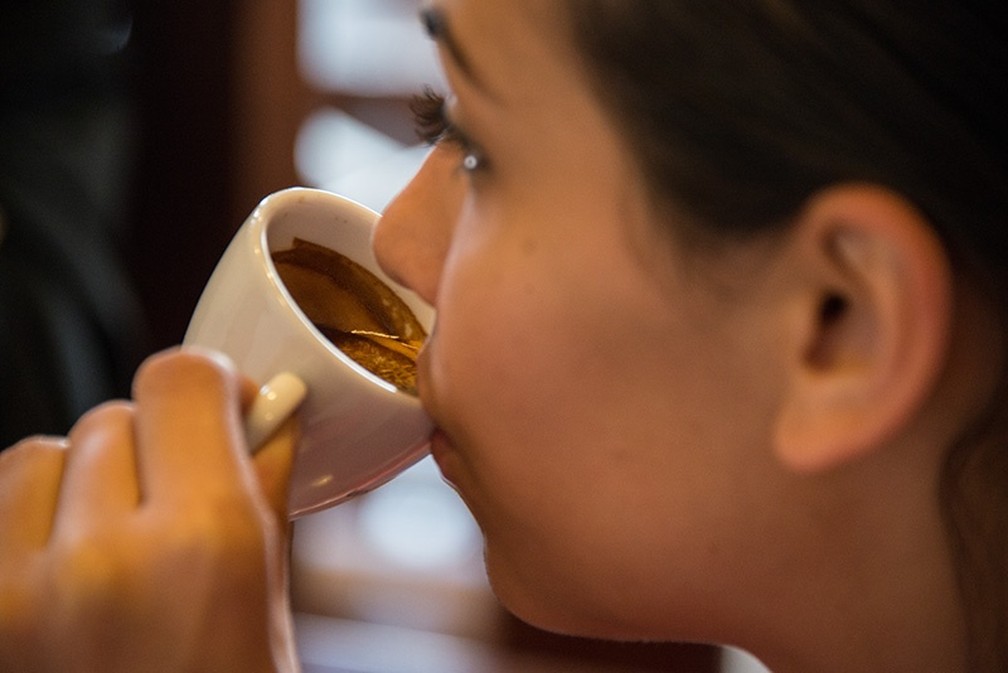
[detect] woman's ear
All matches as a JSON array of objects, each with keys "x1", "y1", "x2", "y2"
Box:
[{"x1": 773, "y1": 184, "x2": 953, "y2": 472}]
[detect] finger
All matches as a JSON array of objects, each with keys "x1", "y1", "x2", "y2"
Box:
[
  {"x1": 252, "y1": 416, "x2": 298, "y2": 529},
  {"x1": 0, "y1": 437, "x2": 67, "y2": 552},
  {"x1": 52, "y1": 401, "x2": 139, "y2": 536},
  {"x1": 131, "y1": 348, "x2": 251, "y2": 506}
]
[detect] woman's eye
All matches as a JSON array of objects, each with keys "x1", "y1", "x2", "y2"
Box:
[{"x1": 410, "y1": 87, "x2": 488, "y2": 174}]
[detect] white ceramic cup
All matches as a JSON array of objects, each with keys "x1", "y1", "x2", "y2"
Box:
[{"x1": 184, "y1": 187, "x2": 435, "y2": 518}]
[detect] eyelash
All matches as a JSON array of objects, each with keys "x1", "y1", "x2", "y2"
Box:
[{"x1": 410, "y1": 87, "x2": 488, "y2": 174}]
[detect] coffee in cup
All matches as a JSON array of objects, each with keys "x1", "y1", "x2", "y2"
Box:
[{"x1": 271, "y1": 238, "x2": 426, "y2": 395}]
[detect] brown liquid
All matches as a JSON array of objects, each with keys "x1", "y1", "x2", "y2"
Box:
[{"x1": 272, "y1": 238, "x2": 426, "y2": 394}]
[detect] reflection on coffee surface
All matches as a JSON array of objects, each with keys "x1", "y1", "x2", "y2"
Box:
[{"x1": 272, "y1": 238, "x2": 426, "y2": 394}]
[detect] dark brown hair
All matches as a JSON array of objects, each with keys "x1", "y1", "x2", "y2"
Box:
[{"x1": 565, "y1": 2, "x2": 1008, "y2": 669}]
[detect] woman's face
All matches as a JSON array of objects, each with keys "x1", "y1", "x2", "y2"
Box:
[{"x1": 373, "y1": 0, "x2": 787, "y2": 641}]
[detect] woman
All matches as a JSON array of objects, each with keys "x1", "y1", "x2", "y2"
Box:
[{"x1": 2, "y1": 2, "x2": 1005, "y2": 671}]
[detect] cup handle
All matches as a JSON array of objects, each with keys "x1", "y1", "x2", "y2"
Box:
[{"x1": 244, "y1": 372, "x2": 308, "y2": 453}]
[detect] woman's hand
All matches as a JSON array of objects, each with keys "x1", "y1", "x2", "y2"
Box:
[{"x1": 0, "y1": 349, "x2": 299, "y2": 673}]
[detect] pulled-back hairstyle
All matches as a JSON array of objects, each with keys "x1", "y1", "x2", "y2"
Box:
[{"x1": 566, "y1": 2, "x2": 1007, "y2": 670}]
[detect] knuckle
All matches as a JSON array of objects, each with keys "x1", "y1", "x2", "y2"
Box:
[
  {"x1": 133, "y1": 347, "x2": 239, "y2": 400},
  {"x1": 70, "y1": 400, "x2": 134, "y2": 437},
  {"x1": 3, "y1": 435, "x2": 68, "y2": 457},
  {"x1": 0, "y1": 436, "x2": 66, "y2": 485}
]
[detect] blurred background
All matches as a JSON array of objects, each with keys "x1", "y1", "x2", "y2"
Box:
[{"x1": 0, "y1": 2, "x2": 767, "y2": 671}]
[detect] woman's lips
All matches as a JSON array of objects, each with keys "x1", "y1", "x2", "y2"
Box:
[
  {"x1": 429, "y1": 427, "x2": 452, "y2": 464},
  {"x1": 414, "y1": 341, "x2": 461, "y2": 487}
]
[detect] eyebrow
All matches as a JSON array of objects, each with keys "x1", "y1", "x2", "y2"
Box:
[{"x1": 420, "y1": 6, "x2": 492, "y2": 95}]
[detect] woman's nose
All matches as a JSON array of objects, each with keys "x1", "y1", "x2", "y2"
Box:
[{"x1": 372, "y1": 146, "x2": 464, "y2": 306}]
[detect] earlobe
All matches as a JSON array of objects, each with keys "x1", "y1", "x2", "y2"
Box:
[{"x1": 773, "y1": 185, "x2": 953, "y2": 472}]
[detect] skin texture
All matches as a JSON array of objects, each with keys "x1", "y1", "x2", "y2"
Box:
[{"x1": 0, "y1": 1, "x2": 1002, "y2": 672}]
